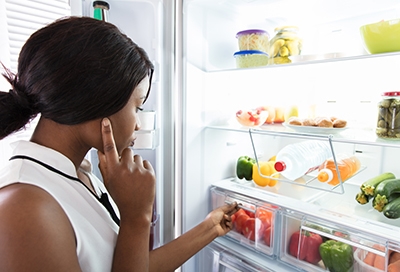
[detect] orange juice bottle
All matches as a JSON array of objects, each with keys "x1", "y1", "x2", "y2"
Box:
[{"x1": 317, "y1": 154, "x2": 361, "y2": 186}]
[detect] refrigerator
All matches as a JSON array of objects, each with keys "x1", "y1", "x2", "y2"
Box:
[{"x1": 8, "y1": 0, "x2": 400, "y2": 271}]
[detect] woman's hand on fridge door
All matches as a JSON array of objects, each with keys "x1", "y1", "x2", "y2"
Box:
[
  {"x1": 98, "y1": 117, "x2": 156, "y2": 223},
  {"x1": 205, "y1": 202, "x2": 240, "y2": 237}
]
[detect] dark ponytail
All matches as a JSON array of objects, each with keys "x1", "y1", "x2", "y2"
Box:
[
  {"x1": 0, "y1": 16, "x2": 154, "y2": 140},
  {"x1": 0, "y1": 66, "x2": 39, "y2": 139}
]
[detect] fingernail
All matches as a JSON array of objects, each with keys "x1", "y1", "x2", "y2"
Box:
[{"x1": 103, "y1": 118, "x2": 110, "y2": 127}]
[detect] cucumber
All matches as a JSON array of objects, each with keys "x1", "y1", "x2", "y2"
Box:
[
  {"x1": 360, "y1": 172, "x2": 396, "y2": 196},
  {"x1": 383, "y1": 196, "x2": 400, "y2": 219},
  {"x1": 374, "y1": 178, "x2": 400, "y2": 208}
]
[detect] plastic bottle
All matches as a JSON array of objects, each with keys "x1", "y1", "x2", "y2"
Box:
[
  {"x1": 274, "y1": 140, "x2": 331, "y2": 180},
  {"x1": 317, "y1": 154, "x2": 361, "y2": 186},
  {"x1": 93, "y1": 1, "x2": 110, "y2": 22}
]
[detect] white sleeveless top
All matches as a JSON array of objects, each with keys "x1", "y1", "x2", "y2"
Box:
[{"x1": 0, "y1": 140, "x2": 119, "y2": 271}]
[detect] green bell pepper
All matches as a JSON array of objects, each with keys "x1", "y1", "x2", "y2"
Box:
[
  {"x1": 319, "y1": 240, "x2": 354, "y2": 272},
  {"x1": 236, "y1": 156, "x2": 255, "y2": 181}
]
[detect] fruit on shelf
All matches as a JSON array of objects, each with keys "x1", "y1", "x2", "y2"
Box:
[
  {"x1": 236, "y1": 109, "x2": 268, "y2": 127},
  {"x1": 252, "y1": 161, "x2": 279, "y2": 187},
  {"x1": 256, "y1": 106, "x2": 276, "y2": 124},
  {"x1": 274, "y1": 107, "x2": 285, "y2": 123},
  {"x1": 284, "y1": 105, "x2": 299, "y2": 121}
]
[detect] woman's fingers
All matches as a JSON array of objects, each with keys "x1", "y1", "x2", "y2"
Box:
[{"x1": 100, "y1": 118, "x2": 119, "y2": 166}]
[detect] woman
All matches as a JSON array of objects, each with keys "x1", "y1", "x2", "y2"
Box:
[{"x1": 0, "y1": 16, "x2": 238, "y2": 271}]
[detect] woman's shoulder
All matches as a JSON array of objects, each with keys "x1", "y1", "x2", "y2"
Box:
[
  {"x1": 0, "y1": 182, "x2": 72, "y2": 229},
  {"x1": 0, "y1": 183, "x2": 80, "y2": 270}
]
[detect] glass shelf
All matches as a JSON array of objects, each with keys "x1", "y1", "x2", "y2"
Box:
[{"x1": 206, "y1": 124, "x2": 400, "y2": 149}]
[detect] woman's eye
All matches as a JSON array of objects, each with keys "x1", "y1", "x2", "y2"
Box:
[{"x1": 136, "y1": 107, "x2": 144, "y2": 113}]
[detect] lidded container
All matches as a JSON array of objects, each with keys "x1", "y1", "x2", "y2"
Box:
[
  {"x1": 269, "y1": 26, "x2": 302, "y2": 63},
  {"x1": 93, "y1": 1, "x2": 110, "y2": 22},
  {"x1": 236, "y1": 29, "x2": 270, "y2": 53},
  {"x1": 234, "y1": 50, "x2": 269, "y2": 68},
  {"x1": 376, "y1": 91, "x2": 400, "y2": 139}
]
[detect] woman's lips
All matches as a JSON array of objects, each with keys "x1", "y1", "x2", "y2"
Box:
[{"x1": 129, "y1": 137, "x2": 137, "y2": 147}]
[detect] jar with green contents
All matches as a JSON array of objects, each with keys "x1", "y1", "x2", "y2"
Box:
[{"x1": 376, "y1": 92, "x2": 400, "y2": 139}]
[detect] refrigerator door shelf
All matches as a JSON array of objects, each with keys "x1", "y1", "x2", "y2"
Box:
[
  {"x1": 211, "y1": 186, "x2": 280, "y2": 257},
  {"x1": 280, "y1": 210, "x2": 395, "y2": 272},
  {"x1": 133, "y1": 129, "x2": 159, "y2": 150},
  {"x1": 137, "y1": 110, "x2": 156, "y2": 131}
]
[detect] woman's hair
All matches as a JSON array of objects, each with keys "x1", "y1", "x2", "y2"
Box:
[{"x1": 0, "y1": 16, "x2": 154, "y2": 140}]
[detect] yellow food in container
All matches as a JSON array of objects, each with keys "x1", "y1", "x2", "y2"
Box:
[
  {"x1": 269, "y1": 25, "x2": 302, "y2": 64},
  {"x1": 236, "y1": 29, "x2": 270, "y2": 53},
  {"x1": 234, "y1": 50, "x2": 269, "y2": 68}
]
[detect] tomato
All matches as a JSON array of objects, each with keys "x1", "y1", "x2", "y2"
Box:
[
  {"x1": 256, "y1": 207, "x2": 270, "y2": 217},
  {"x1": 258, "y1": 214, "x2": 272, "y2": 229},
  {"x1": 263, "y1": 226, "x2": 272, "y2": 246},
  {"x1": 234, "y1": 208, "x2": 246, "y2": 217},
  {"x1": 235, "y1": 214, "x2": 249, "y2": 233},
  {"x1": 231, "y1": 213, "x2": 237, "y2": 224},
  {"x1": 242, "y1": 218, "x2": 256, "y2": 241},
  {"x1": 245, "y1": 210, "x2": 255, "y2": 218}
]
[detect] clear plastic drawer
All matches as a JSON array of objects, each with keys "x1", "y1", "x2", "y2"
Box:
[
  {"x1": 210, "y1": 186, "x2": 280, "y2": 256},
  {"x1": 279, "y1": 210, "x2": 400, "y2": 272}
]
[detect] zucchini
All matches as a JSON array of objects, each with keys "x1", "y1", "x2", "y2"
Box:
[
  {"x1": 383, "y1": 196, "x2": 400, "y2": 219},
  {"x1": 374, "y1": 178, "x2": 400, "y2": 208},
  {"x1": 355, "y1": 191, "x2": 371, "y2": 205},
  {"x1": 360, "y1": 172, "x2": 396, "y2": 196},
  {"x1": 373, "y1": 193, "x2": 400, "y2": 212}
]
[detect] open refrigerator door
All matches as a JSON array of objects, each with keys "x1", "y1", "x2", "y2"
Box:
[
  {"x1": 72, "y1": 0, "x2": 177, "y2": 250},
  {"x1": 180, "y1": 0, "x2": 400, "y2": 271}
]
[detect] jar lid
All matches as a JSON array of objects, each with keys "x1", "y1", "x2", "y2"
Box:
[
  {"x1": 93, "y1": 1, "x2": 110, "y2": 9},
  {"x1": 236, "y1": 29, "x2": 269, "y2": 38},
  {"x1": 234, "y1": 50, "x2": 269, "y2": 57},
  {"x1": 382, "y1": 91, "x2": 400, "y2": 96},
  {"x1": 274, "y1": 25, "x2": 299, "y2": 32}
]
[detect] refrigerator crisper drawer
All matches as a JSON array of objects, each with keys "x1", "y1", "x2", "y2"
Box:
[
  {"x1": 198, "y1": 241, "x2": 273, "y2": 272},
  {"x1": 210, "y1": 186, "x2": 279, "y2": 257},
  {"x1": 280, "y1": 210, "x2": 400, "y2": 272}
]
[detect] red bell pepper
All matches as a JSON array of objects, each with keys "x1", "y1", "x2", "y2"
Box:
[{"x1": 288, "y1": 230, "x2": 323, "y2": 265}]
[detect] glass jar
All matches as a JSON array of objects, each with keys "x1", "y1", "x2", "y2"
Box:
[
  {"x1": 376, "y1": 92, "x2": 400, "y2": 139},
  {"x1": 269, "y1": 26, "x2": 302, "y2": 64}
]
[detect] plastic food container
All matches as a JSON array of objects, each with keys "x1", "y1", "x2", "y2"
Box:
[
  {"x1": 236, "y1": 29, "x2": 269, "y2": 53},
  {"x1": 354, "y1": 248, "x2": 383, "y2": 272},
  {"x1": 360, "y1": 19, "x2": 400, "y2": 54},
  {"x1": 234, "y1": 50, "x2": 269, "y2": 68},
  {"x1": 376, "y1": 91, "x2": 400, "y2": 139}
]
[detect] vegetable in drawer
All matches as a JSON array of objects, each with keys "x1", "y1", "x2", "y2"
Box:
[
  {"x1": 319, "y1": 240, "x2": 354, "y2": 272},
  {"x1": 288, "y1": 230, "x2": 323, "y2": 265}
]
